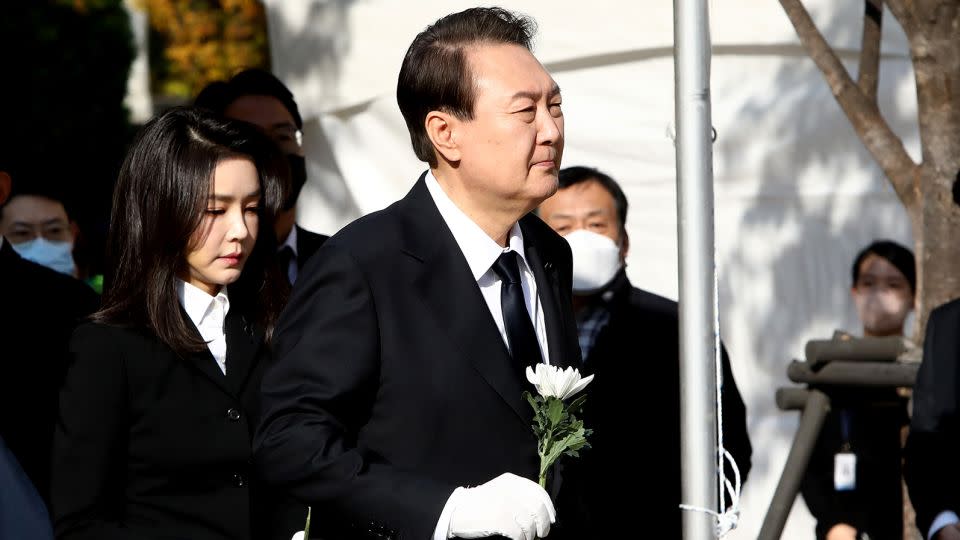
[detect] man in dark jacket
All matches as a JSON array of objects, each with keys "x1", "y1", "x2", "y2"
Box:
[
  {"x1": 538, "y1": 165, "x2": 752, "y2": 538},
  {"x1": 0, "y1": 168, "x2": 99, "y2": 506}
]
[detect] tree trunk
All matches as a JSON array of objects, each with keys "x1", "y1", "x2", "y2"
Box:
[{"x1": 909, "y1": 1, "x2": 960, "y2": 337}]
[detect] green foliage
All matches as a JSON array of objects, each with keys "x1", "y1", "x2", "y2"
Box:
[
  {"x1": 523, "y1": 391, "x2": 593, "y2": 488},
  {"x1": 140, "y1": 0, "x2": 271, "y2": 99}
]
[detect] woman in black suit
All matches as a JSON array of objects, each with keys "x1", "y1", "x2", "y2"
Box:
[{"x1": 50, "y1": 107, "x2": 295, "y2": 540}]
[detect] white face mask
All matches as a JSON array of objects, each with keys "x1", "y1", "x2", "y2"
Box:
[
  {"x1": 11, "y1": 237, "x2": 76, "y2": 276},
  {"x1": 563, "y1": 229, "x2": 623, "y2": 294},
  {"x1": 853, "y1": 289, "x2": 912, "y2": 336}
]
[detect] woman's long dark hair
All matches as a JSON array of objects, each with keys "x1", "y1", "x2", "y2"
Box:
[{"x1": 94, "y1": 106, "x2": 289, "y2": 354}]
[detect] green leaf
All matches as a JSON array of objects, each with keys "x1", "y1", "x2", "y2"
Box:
[
  {"x1": 546, "y1": 397, "x2": 564, "y2": 426},
  {"x1": 567, "y1": 394, "x2": 588, "y2": 415}
]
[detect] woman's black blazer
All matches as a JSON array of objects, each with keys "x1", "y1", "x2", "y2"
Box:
[{"x1": 51, "y1": 310, "x2": 302, "y2": 540}]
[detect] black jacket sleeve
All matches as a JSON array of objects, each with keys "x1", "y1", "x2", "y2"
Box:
[
  {"x1": 253, "y1": 245, "x2": 454, "y2": 539},
  {"x1": 51, "y1": 324, "x2": 135, "y2": 540}
]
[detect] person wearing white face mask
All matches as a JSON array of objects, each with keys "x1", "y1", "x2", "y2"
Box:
[
  {"x1": 800, "y1": 240, "x2": 915, "y2": 540},
  {"x1": 0, "y1": 187, "x2": 78, "y2": 277},
  {"x1": 0, "y1": 166, "x2": 99, "y2": 515},
  {"x1": 538, "y1": 165, "x2": 752, "y2": 539}
]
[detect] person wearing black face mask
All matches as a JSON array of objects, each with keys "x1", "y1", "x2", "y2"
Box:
[
  {"x1": 195, "y1": 69, "x2": 328, "y2": 288},
  {"x1": 537, "y1": 165, "x2": 752, "y2": 539},
  {"x1": 194, "y1": 71, "x2": 327, "y2": 540}
]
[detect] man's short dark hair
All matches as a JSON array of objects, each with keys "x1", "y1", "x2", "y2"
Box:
[
  {"x1": 397, "y1": 7, "x2": 536, "y2": 167},
  {"x1": 0, "y1": 177, "x2": 72, "y2": 222},
  {"x1": 558, "y1": 166, "x2": 629, "y2": 232},
  {"x1": 194, "y1": 68, "x2": 302, "y2": 130},
  {"x1": 851, "y1": 239, "x2": 916, "y2": 294}
]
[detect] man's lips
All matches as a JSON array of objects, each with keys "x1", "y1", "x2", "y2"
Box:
[{"x1": 532, "y1": 158, "x2": 558, "y2": 168}]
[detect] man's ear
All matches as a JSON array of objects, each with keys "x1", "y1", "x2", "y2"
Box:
[
  {"x1": 0, "y1": 171, "x2": 11, "y2": 206},
  {"x1": 619, "y1": 228, "x2": 630, "y2": 261},
  {"x1": 70, "y1": 221, "x2": 80, "y2": 243},
  {"x1": 425, "y1": 111, "x2": 462, "y2": 163}
]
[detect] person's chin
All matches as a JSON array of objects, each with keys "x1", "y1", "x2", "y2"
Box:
[
  {"x1": 216, "y1": 268, "x2": 243, "y2": 286},
  {"x1": 528, "y1": 170, "x2": 559, "y2": 197}
]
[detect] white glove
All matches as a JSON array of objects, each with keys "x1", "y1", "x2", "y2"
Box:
[{"x1": 447, "y1": 472, "x2": 556, "y2": 540}]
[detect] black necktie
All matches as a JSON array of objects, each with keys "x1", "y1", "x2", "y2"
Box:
[
  {"x1": 278, "y1": 246, "x2": 295, "y2": 287},
  {"x1": 492, "y1": 251, "x2": 543, "y2": 375}
]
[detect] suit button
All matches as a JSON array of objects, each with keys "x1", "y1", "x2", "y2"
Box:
[
  {"x1": 233, "y1": 473, "x2": 245, "y2": 487},
  {"x1": 226, "y1": 408, "x2": 241, "y2": 421}
]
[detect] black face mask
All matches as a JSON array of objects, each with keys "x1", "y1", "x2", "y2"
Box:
[{"x1": 284, "y1": 154, "x2": 307, "y2": 211}]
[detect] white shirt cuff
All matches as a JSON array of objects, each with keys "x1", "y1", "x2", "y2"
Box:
[
  {"x1": 433, "y1": 487, "x2": 465, "y2": 540},
  {"x1": 929, "y1": 510, "x2": 959, "y2": 540}
]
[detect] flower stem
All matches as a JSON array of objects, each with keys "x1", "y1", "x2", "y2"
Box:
[
  {"x1": 303, "y1": 506, "x2": 312, "y2": 539},
  {"x1": 539, "y1": 474, "x2": 546, "y2": 488}
]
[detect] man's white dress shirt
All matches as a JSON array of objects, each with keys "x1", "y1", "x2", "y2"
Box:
[{"x1": 425, "y1": 170, "x2": 549, "y2": 540}]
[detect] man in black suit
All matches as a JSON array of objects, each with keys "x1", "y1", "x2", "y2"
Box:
[
  {"x1": 538, "y1": 166, "x2": 752, "y2": 538},
  {"x1": 195, "y1": 69, "x2": 328, "y2": 284},
  {"x1": 0, "y1": 168, "x2": 99, "y2": 506},
  {"x1": 905, "y1": 298, "x2": 960, "y2": 540},
  {"x1": 254, "y1": 7, "x2": 584, "y2": 540}
]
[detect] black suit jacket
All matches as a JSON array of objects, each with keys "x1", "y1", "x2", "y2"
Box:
[
  {"x1": 905, "y1": 298, "x2": 960, "y2": 536},
  {"x1": 51, "y1": 310, "x2": 300, "y2": 540},
  {"x1": 561, "y1": 271, "x2": 752, "y2": 539},
  {"x1": 0, "y1": 239, "x2": 99, "y2": 504},
  {"x1": 294, "y1": 225, "x2": 328, "y2": 271},
  {"x1": 254, "y1": 175, "x2": 582, "y2": 540}
]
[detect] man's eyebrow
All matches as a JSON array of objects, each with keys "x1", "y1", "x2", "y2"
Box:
[
  {"x1": 510, "y1": 84, "x2": 562, "y2": 101},
  {"x1": 546, "y1": 208, "x2": 605, "y2": 220}
]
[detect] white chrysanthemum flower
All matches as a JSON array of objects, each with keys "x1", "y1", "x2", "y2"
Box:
[{"x1": 525, "y1": 364, "x2": 594, "y2": 401}]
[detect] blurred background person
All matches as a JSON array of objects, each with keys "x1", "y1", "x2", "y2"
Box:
[
  {"x1": 0, "y1": 165, "x2": 99, "y2": 512},
  {"x1": 537, "y1": 165, "x2": 752, "y2": 538},
  {"x1": 195, "y1": 68, "x2": 328, "y2": 287},
  {"x1": 50, "y1": 107, "x2": 297, "y2": 540},
  {"x1": 0, "y1": 183, "x2": 80, "y2": 279},
  {"x1": 800, "y1": 240, "x2": 914, "y2": 540}
]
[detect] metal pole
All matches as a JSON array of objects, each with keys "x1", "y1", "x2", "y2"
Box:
[{"x1": 673, "y1": 0, "x2": 718, "y2": 537}]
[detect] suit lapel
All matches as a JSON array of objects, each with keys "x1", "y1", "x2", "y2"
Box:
[
  {"x1": 400, "y1": 177, "x2": 531, "y2": 427},
  {"x1": 185, "y1": 345, "x2": 234, "y2": 397},
  {"x1": 178, "y1": 306, "x2": 239, "y2": 397},
  {"x1": 224, "y1": 309, "x2": 259, "y2": 395},
  {"x1": 521, "y1": 217, "x2": 573, "y2": 370}
]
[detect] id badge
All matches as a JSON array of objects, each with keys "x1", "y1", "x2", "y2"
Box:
[{"x1": 834, "y1": 452, "x2": 857, "y2": 491}]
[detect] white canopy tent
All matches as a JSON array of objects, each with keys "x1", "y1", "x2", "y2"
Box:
[{"x1": 261, "y1": 2, "x2": 920, "y2": 538}]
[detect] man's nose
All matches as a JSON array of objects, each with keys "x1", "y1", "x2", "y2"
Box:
[{"x1": 537, "y1": 109, "x2": 562, "y2": 145}]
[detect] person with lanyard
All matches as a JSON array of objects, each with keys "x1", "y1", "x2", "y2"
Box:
[
  {"x1": 537, "y1": 165, "x2": 752, "y2": 538},
  {"x1": 50, "y1": 107, "x2": 300, "y2": 540},
  {"x1": 800, "y1": 240, "x2": 914, "y2": 540}
]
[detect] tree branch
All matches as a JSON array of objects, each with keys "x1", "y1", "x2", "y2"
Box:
[
  {"x1": 857, "y1": 0, "x2": 882, "y2": 102},
  {"x1": 884, "y1": 0, "x2": 921, "y2": 40},
  {"x1": 779, "y1": 0, "x2": 919, "y2": 207}
]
